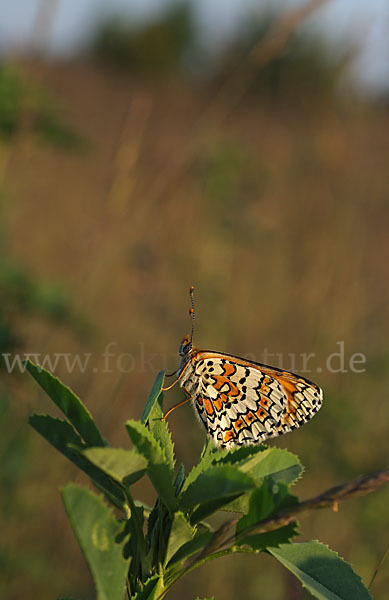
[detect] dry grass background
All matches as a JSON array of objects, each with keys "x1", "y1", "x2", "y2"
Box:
[{"x1": 1, "y1": 45, "x2": 389, "y2": 600}]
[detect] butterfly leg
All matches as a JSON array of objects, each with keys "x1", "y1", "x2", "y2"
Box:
[{"x1": 161, "y1": 387, "x2": 193, "y2": 421}]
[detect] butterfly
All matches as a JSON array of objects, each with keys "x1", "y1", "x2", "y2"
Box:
[{"x1": 162, "y1": 287, "x2": 323, "y2": 448}]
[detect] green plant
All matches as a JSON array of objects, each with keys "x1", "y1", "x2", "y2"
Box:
[{"x1": 27, "y1": 361, "x2": 375, "y2": 600}]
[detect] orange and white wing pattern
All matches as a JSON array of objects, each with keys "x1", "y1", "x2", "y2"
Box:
[{"x1": 180, "y1": 351, "x2": 323, "y2": 448}]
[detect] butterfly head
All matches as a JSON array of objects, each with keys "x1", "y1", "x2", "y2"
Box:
[
  {"x1": 178, "y1": 333, "x2": 194, "y2": 371},
  {"x1": 179, "y1": 333, "x2": 192, "y2": 357}
]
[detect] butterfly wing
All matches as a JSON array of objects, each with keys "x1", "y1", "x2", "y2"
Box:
[{"x1": 181, "y1": 351, "x2": 323, "y2": 447}]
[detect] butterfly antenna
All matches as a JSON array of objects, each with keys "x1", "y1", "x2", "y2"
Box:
[{"x1": 189, "y1": 285, "x2": 195, "y2": 343}]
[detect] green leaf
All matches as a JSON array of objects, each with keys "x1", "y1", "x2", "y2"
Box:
[
  {"x1": 166, "y1": 531, "x2": 213, "y2": 568},
  {"x1": 62, "y1": 484, "x2": 131, "y2": 600},
  {"x1": 126, "y1": 420, "x2": 176, "y2": 511},
  {"x1": 233, "y1": 447, "x2": 302, "y2": 485},
  {"x1": 239, "y1": 522, "x2": 298, "y2": 551},
  {"x1": 195, "y1": 597, "x2": 214, "y2": 600},
  {"x1": 248, "y1": 448, "x2": 303, "y2": 485},
  {"x1": 164, "y1": 511, "x2": 195, "y2": 566},
  {"x1": 190, "y1": 496, "x2": 244, "y2": 524},
  {"x1": 236, "y1": 479, "x2": 296, "y2": 538},
  {"x1": 222, "y1": 448, "x2": 302, "y2": 514},
  {"x1": 132, "y1": 574, "x2": 161, "y2": 600},
  {"x1": 126, "y1": 420, "x2": 166, "y2": 465},
  {"x1": 146, "y1": 383, "x2": 175, "y2": 471},
  {"x1": 147, "y1": 464, "x2": 177, "y2": 512},
  {"x1": 221, "y1": 494, "x2": 251, "y2": 514},
  {"x1": 141, "y1": 370, "x2": 165, "y2": 425},
  {"x1": 26, "y1": 360, "x2": 105, "y2": 447},
  {"x1": 29, "y1": 415, "x2": 125, "y2": 508},
  {"x1": 83, "y1": 447, "x2": 148, "y2": 486},
  {"x1": 29, "y1": 413, "x2": 86, "y2": 454},
  {"x1": 174, "y1": 463, "x2": 186, "y2": 495},
  {"x1": 181, "y1": 443, "x2": 231, "y2": 492},
  {"x1": 180, "y1": 465, "x2": 256, "y2": 509},
  {"x1": 213, "y1": 444, "x2": 268, "y2": 466},
  {"x1": 183, "y1": 446, "x2": 301, "y2": 513},
  {"x1": 269, "y1": 541, "x2": 373, "y2": 600}
]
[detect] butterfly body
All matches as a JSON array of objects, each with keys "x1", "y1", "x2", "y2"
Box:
[{"x1": 177, "y1": 334, "x2": 323, "y2": 448}]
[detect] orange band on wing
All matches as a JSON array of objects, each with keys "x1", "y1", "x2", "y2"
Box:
[
  {"x1": 211, "y1": 376, "x2": 239, "y2": 397},
  {"x1": 223, "y1": 430, "x2": 235, "y2": 443},
  {"x1": 233, "y1": 418, "x2": 245, "y2": 432},
  {"x1": 221, "y1": 363, "x2": 237, "y2": 377},
  {"x1": 203, "y1": 398, "x2": 214, "y2": 416},
  {"x1": 213, "y1": 397, "x2": 223, "y2": 412},
  {"x1": 256, "y1": 408, "x2": 268, "y2": 421}
]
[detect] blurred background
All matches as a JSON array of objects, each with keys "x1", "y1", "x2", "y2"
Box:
[{"x1": 1, "y1": 0, "x2": 388, "y2": 598}]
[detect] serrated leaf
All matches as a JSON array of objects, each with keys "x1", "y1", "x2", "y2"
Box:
[
  {"x1": 26, "y1": 361, "x2": 105, "y2": 447},
  {"x1": 147, "y1": 387, "x2": 175, "y2": 471},
  {"x1": 181, "y1": 444, "x2": 231, "y2": 493},
  {"x1": 141, "y1": 370, "x2": 165, "y2": 425},
  {"x1": 126, "y1": 420, "x2": 176, "y2": 511},
  {"x1": 182, "y1": 454, "x2": 217, "y2": 493},
  {"x1": 269, "y1": 541, "x2": 373, "y2": 600},
  {"x1": 126, "y1": 420, "x2": 165, "y2": 465},
  {"x1": 29, "y1": 414, "x2": 125, "y2": 508},
  {"x1": 214, "y1": 444, "x2": 268, "y2": 466},
  {"x1": 164, "y1": 511, "x2": 195, "y2": 565},
  {"x1": 62, "y1": 484, "x2": 130, "y2": 600},
  {"x1": 83, "y1": 447, "x2": 148, "y2": 486},
  {"x1": 239, "y1": 521, "x2": 298, "y2": 551},
  {"x1": 133, "y1": 574, "x2": 163, "y2": 600},
  {"x1": 180, "y1": 465, "x2": 256, "y2": 509}
]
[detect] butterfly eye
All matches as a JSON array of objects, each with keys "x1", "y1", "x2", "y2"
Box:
[{"x1": 179, "y1": 336, "x2": 192, "y2": 356}]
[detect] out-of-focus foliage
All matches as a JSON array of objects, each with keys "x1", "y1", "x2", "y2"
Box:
[
  {"x1": 91, "y1": 5, "x2": 351, "y2": 103},
  {"x1": 212, "y1": 13, "x2": 351, "y2": 103},
  {"x1": 0, "y1": 259, "x2": 76, "y2": 363},
  {"x1": 0, "y1": 61, "x2": 90, "y2": 364},
  {"x1": 92, "y1": 3, "x2": 196, "y2": 74},
  {"x1": 0, "y1": 64, "x2": 86, "y2": 148},
  {"x1": 0, "y1": 65, "x2": 22, "y2": 139}
]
